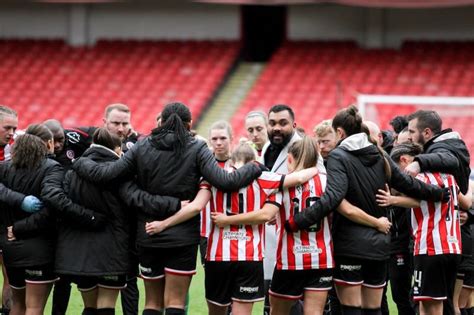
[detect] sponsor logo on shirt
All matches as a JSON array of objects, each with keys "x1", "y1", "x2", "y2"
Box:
[
  {"x1": 240, "y1": 286, "x2": 259, "y2": 293},
  {"x1": 448, "y1": 236, "x2": 458, "y2": 243},
  {"x1": 339, "y1": 264, "x2": 362, "y2": 271},
  {"x1": 293, "y1": 245, "x2": 321, "y2": 254},
  {"x1": 223, "y1": 231, "x2": 250, "y2": 241}
]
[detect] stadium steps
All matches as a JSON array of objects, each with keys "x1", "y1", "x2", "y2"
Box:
[{"x1": 195, "y1": 62, "x2": 264, "y2": 136}]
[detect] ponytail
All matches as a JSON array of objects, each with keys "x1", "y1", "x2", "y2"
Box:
[
  {"x1": 152, "y1": 102, "x2": 192, "y2": 155},
  {"x1": 288, "y1": 136, "x2": 319, "y2": 171},
  {"x1": 333, "y1": 105, "x2": 392, "y2": 181}
]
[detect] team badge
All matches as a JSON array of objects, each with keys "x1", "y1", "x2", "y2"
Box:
[{"x1": 66, "y1": 150, "x2": 75, "y2": 160}]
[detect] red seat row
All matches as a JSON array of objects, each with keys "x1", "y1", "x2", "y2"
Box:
[{"x1": 0, "y1": 39, "x2": 239, "y2": 134}]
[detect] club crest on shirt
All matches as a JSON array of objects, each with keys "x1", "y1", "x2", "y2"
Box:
[{"x1": 66, "y1": 150, "x2": 75, "y2": 160}]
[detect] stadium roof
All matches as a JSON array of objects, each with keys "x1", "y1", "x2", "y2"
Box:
[{"x1": 194, "y1": 0, "x2": 474, "y2": 7}]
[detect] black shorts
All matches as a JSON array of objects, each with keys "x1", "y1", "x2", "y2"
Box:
[
  {"x1": 138, "y1": 244, "x2": 198, "y2": 280},
  {"x1": 205, "y1": 261, "x2": 264, "y2": 306},
  {"x1": 413, "y1": 254, "x2": 459, "y2": 301},
  {"x1": 60, "y1": 274, "x2": 127, "y2": 291},
  {"x1": 333, "y1": 256, "x2": 387, "y2": 288},
  {"x1": 269, "y1": 268, "x2": 333, "y2": 300},
  {"x1": 5, "y1": 264, "x2": 58, "y2": 289}
]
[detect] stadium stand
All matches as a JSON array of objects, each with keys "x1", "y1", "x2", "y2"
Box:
[
  {"x1": 0, "y1": 39, "x2": 239, "y2": 134},
  {"x1": 231, "y1": 40, "x2": 474, "y2": 156}
]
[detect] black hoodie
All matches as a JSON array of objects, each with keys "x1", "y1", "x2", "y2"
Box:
[
  {"x1": 289, "y1": 133, "x2": 446, "y2": 260},
  {"x1": 72, "y1": 132, "x2": 262, "y2": 248},
  {"x1": 415, "y1": 129, "x2": 471, "y2": 194}
]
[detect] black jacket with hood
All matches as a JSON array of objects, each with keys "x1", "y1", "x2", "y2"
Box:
[
  {"x1": 289, "y1": 133, "x2": 446, "y2": 260},
  {"x1": 56, "y1": 145, "x2": 132, "y2": 276},
  {"x1": 72, "y1": 132, "x2": 262, "y2": 248},
  {"x1": 415, "y1": 129, "x2": 471, "y2": 194},
  {"x1": 0, "y1": 158, "x2": 60, "y2": 267}
]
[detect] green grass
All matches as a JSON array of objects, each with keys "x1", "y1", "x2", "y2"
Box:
[{"x1": 1, "y1": 259, "x2": 398, "y2": 314}]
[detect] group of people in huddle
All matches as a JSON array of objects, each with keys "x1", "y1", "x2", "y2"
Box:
[{"x1": 0, "y1": 100, "x2": 472, "y2": 315}]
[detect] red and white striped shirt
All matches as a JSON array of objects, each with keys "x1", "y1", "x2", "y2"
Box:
[
  {"x1": 0, "y1": 138, "x2": 14, "y2": 161},
  {"x1": 203, "y1": 171, "x2": 283, "y2": 262},
  {"x1": 275, "y1": 174, "x2": 334, "y2": 270},
  {"x1": 200, "y1": 159, "x2": 232, "y2": 238},
  {"x1": 412, "y1": 172, "x2": 461, "y2": 256}
]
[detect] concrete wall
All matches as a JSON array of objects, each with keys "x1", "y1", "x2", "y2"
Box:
[{"x1": 1, "y1": 1, "x2": 473, "y2": 47}]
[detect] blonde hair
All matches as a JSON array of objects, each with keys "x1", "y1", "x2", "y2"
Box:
[
  {"x1": 313, "y1": 119, "x2": 334, "y2": 138},
  {"x1": 231, "y1": 143, "x2": 257, "y2": 165},
  {"x1": 209, "y1": 120, "x2": 233, "y2": 139},
  {"x1": 288, "y1": 136, "x2": 319, "y2": 171}
]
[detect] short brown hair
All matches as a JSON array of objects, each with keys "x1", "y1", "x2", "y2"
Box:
[
  {"x1": 93, "y1": 128, "x2": 122, "y2": 151},
  {"x1": 407, "y1": 110, "x2": 442, "y2": 135},
  {"x1": 104, "y1": 103, "x2": 130, "y2": 119},
  {"x1": 26, "y1": 124, "x2": 53, "y2": 144}
]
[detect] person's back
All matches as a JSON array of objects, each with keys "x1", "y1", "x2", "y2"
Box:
[
  {"x1": 0, "y1": 157, "x2": 57, "y2": 269},
  {"x1": 329, "y1": 136, "x2": 390, "y2": 261},
  {"x1": 131, "y1": 134, "x2": 214, "y2": 248},
  {"x1": 57, "y1": 130, "x2": 129, "y2": 277}
]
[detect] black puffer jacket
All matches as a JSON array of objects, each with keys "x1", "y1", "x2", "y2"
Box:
[
  {"x1": 72, "y1": 132, "x2": 262, "y2": 248},
  {"x1": 290, "y1": 133, "x2": 446, "y2": 260},
  {"x1": 56, "y1": 145, "x2": 130, "y2": 276},
  {"x1": 0, "y1": 158, "x2": 59, "y2": 267},
  {"x1": 415, "y1": 129, "x2": 471, "y2": 194},
  {"x1": 0, "y1": 183, "x2": 27, "y2": 210}
]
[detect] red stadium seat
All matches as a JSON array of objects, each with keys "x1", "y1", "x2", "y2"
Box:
[{"x1": 0, "y1": 39, "x2": 239, "y2": 133}]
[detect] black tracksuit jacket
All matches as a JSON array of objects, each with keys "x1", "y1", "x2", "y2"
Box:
[{"x1": 71, "y1": 132, "x2": 262, "y2": 249}]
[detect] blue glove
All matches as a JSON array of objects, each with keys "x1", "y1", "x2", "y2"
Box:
[{"x1": 21, "y1": 195, "x2": 43, "y2": 213}]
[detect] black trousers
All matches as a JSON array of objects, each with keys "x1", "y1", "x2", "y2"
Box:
[
  {"x1": 51, "y1": 278, "x2": 72, "y2": 315},
  {"x1": 121, "y1": 276, "x2": 139, "y2": 315},
  {"x1": 388, "y1": 252, "x2": 415, "y2": 315}
]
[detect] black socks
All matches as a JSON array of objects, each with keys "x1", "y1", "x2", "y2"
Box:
[
  {"x1": 361, "y1": 308, "x2": 382, "y2": 315},
  {"x1": 341, "y1": 305, "x2": 362, "y2": 315},
  {"x1": 82, "y1": 307, "x2": 97, "y2": 315},
  {"x1": 164, "y1": 308, "x2": 185, "y2": 315}
]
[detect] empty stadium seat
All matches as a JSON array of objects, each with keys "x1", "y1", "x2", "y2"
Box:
[
  {"x1": 232, "y1": 41, "x2": 474, "y2": 156},
  {"x1": 0, "y1": 39, "x2": 239, "y2": 134}
]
